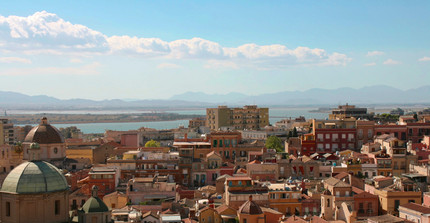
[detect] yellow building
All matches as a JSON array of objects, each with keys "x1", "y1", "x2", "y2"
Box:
[
  {"x1": 206, "y1": 105, "x2": 269, "y2": 131},
  {"x1": 268, "y1": 184, "x2": 302, "y2": 215},
  {"x1": 371, "y1": 179, "x2": 422, "y2": 215}
]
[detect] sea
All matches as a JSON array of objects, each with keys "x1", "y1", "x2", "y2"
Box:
[{"x1": 13, "y1": 107, "x2": 328, "y2": 134}]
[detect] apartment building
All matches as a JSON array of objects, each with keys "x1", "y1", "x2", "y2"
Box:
[{"x1": 206, "y1": 105, "x2": 269, "y2": 131}]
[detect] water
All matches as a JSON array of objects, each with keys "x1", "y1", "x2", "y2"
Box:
[{"x1": 15, "y1": 107, "x2": 329, "y2": 134}]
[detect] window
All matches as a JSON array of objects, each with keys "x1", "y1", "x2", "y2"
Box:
[
  {"x1": 53, "y1": 147, "x2": 58, "y2": 154},
  {"x1": 395, "y1": 200, "x2": 400, "y2": 211},
  {"x1": 219, "y1": 140, "x2": 223, "y2": 147},
  {"x1": 325, "y1": 134, "x2": 330, "y2": 139},
  {"x1": 6, "y1": 202, "x2": 10, "y2": 217},
  {"x1": 325, "y1": 144, "x2": 330, "y2": 149},
  {"x1": 213, "y1": 140, "x2": 217, "y2": 147},
  {"x1": 327, "y1": 199, "x2": 330, "y2": 207},
  {"x1": 336, "y1": 191, "x2": 340, "y2": 197},
  {"x1": 409, "y1": 200, "x2": 415, "y2": 203},
  {"x1": 55, "y1": 200, "x2": 60, "y2": 215},
  {"x1": 342, "y1": 134, "x2": 346, "y2": 139}
]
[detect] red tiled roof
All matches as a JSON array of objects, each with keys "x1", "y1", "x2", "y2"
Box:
[
  {"x1": 374, "y1": 177, "x2": 393, "y2": 182},
  {"x1": 400, "y1": 203, "x2": 430, "y2": 214}
]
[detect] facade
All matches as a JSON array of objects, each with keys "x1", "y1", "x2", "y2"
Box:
[{"x1": 206, "y1": 105, "x2": 269, "y2": 131}]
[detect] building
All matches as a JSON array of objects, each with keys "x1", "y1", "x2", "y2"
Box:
[
  {"x1": 77, "y1": 185, "x2": 111, "y2": 223},
  {"x1": 237, "y1": 195, "x2": 265, "y2": 223},
  {"x1": 0, "y1": 160, "x2": 69, "y2": 223},
  {"x1": 399, "y1": 202, "x2": 430, "y2": 223},
  {"x1": 329, "y1": 104, "x2": 372, "y2": 120},
  {"x1": 267, "y1": 183, "x2": 302, "y2": 216},
  {"x1": 206, "y1": 105, "x2": 269, "y2": 131},
  {"x1": 22, "y1": 117, "x2": 66, "y2": 168}
]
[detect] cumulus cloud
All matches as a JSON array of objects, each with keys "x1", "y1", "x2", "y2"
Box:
[
  {"x1": 0, "y1": 11, "x2": 109, "y2": 54},
  {"x1": 364, "y1": 62, "x2": 376, "y2": 66},
  {"x1": 0, "y1": 62, "x2": 100, "y2": 76},
  {"x1": 157, "y1": 63, "x2": 182, "y2": 69},
  {"x1": 418, "y1": 56, "x2": 430, "y2": 62},
  {"x1": 383, "y1": 59, "x2": 401, "y2": 65},
  {"x1": 0, "y1": 11, "x2": 351, "y2": 68},
  {"x1": 0, "y1": 56, "x2": 31, "y2": 64},
  {"x1": 367, "y1": 51, "x2": 385, "y2": 56}
]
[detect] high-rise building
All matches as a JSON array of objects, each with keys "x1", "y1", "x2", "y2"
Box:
[{"x1": 206, "y1": 105, "x2": 269, "y2": 131}]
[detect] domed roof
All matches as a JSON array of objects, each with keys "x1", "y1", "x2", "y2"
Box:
[
  {"x1": 0, "y1": 161, "x2": 68, "y2": 194},
  {"x1": 81, "y1": 186, "x2": 109, "y2": 213},
  {"x1": 24, "y1": 117, "x2": 64, "y2": 144},
  {"x1": 238, "y1": 196, "x2": 263, "y2": 215}
]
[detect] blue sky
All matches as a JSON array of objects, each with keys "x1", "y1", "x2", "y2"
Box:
[{"x1": 0, "y1": 1, "x2": 429, "y2": 100}]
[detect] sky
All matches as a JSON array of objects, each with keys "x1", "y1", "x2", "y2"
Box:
[{"x1": 0, "y1": 1, "x2": 429, "y2": 100}]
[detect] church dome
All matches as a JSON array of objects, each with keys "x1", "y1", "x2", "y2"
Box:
[
  {"x1": 0, "y1": 161, "x2": 68, "y2": 194},
  {"x1": 81, "y1": 186, "x2": 109, "y2": 213},
  {"x1": 24, "y1": 117, "x2": 64, "y2": 144},
  {"x1": 238, "y1": 195, "x2": 263, "y2": 215}
]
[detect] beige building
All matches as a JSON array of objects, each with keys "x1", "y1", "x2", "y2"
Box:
[
  {"x1": 0, "y1": 160, "x2": 69, "y2": 223},
  {"x1": 206, "y1": 105, "x2": 269, "y2": 131}
]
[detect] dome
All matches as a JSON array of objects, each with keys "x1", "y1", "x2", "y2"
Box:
[
  {"x1": 81, "y1": 186, "x2": 109, "y2": 213},
  {"x1": 238, "y1": 196, "x2": 263, "y2": 215},
  {"x1": 0, "y1": 161, "x2": 68, "y2": 194},
  {"x1": 24, "y1": 117, "x2": 64, "y2": 144}
]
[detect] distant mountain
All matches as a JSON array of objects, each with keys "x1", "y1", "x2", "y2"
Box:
[
  {"x1": 0, "y1": 91, "x2": 213, "y2": 110},
  {"x1": 0, "y1": 85, "x2": 429, "y2": 110},
  {"x1": 169, "y1": 85, "x2": 430, "y2": 106}
]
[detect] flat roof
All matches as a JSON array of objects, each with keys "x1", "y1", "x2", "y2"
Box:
[{"x1": 173, "y1": 142, "x2": 211, "y2": 146}]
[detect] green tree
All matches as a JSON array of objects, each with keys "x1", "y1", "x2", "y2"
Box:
[
  {"x1": 145, "y1": 139, "x2": 161, "y2": 147},
  {"x1": 292, "y1": 127, "x2": 298, "y2": 137},
  {"x1": 265, "y1": 135, "x2": 283, "y2": 153}
]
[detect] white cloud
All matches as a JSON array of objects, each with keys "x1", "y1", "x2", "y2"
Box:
[
  {"x1": 0, "y1": 11, "x2": 109, "y2": 54},
  {"x1": 0, "y1": 56, "x2": 31, "y2": 64},
  {"x1": 0, "y1": 11, "x2": 351, "y2": 68},
  {"x1": 367, "y1": 51, "x2": 385, "y2": 56},
  {"x1": 157, "y1": 63, "x2": 182, "y2": 69},
  {"x1": 418, "y1": 56, "x2": 430, "y2": 62},
  {"x1": 364, "y1": 62, "x2": 376, "y2": 66},
  {"x1": 204, "y1": 60, "x2": 239, "y2": 69},
  {"x1": 0, "y1": 62, "x2": 100, "y2": 76},
  {"x1": 383, "y1": 59, "x2": 401, "y2": 65}
]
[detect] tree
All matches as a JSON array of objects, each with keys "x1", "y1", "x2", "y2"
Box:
[
  {"x1": 265, "y1": 135, "x2": 283, "y2": 153},
  {"x1": 145, "y1": 139, "x2": 161, "y2": 147},
  {"x1": 292, "y1": 127, "x2": 298, "y2": 137}
]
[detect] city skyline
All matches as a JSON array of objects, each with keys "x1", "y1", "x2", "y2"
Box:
[{"x1": 0, "y1": 1, "x2": 429, "y2": 100}]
